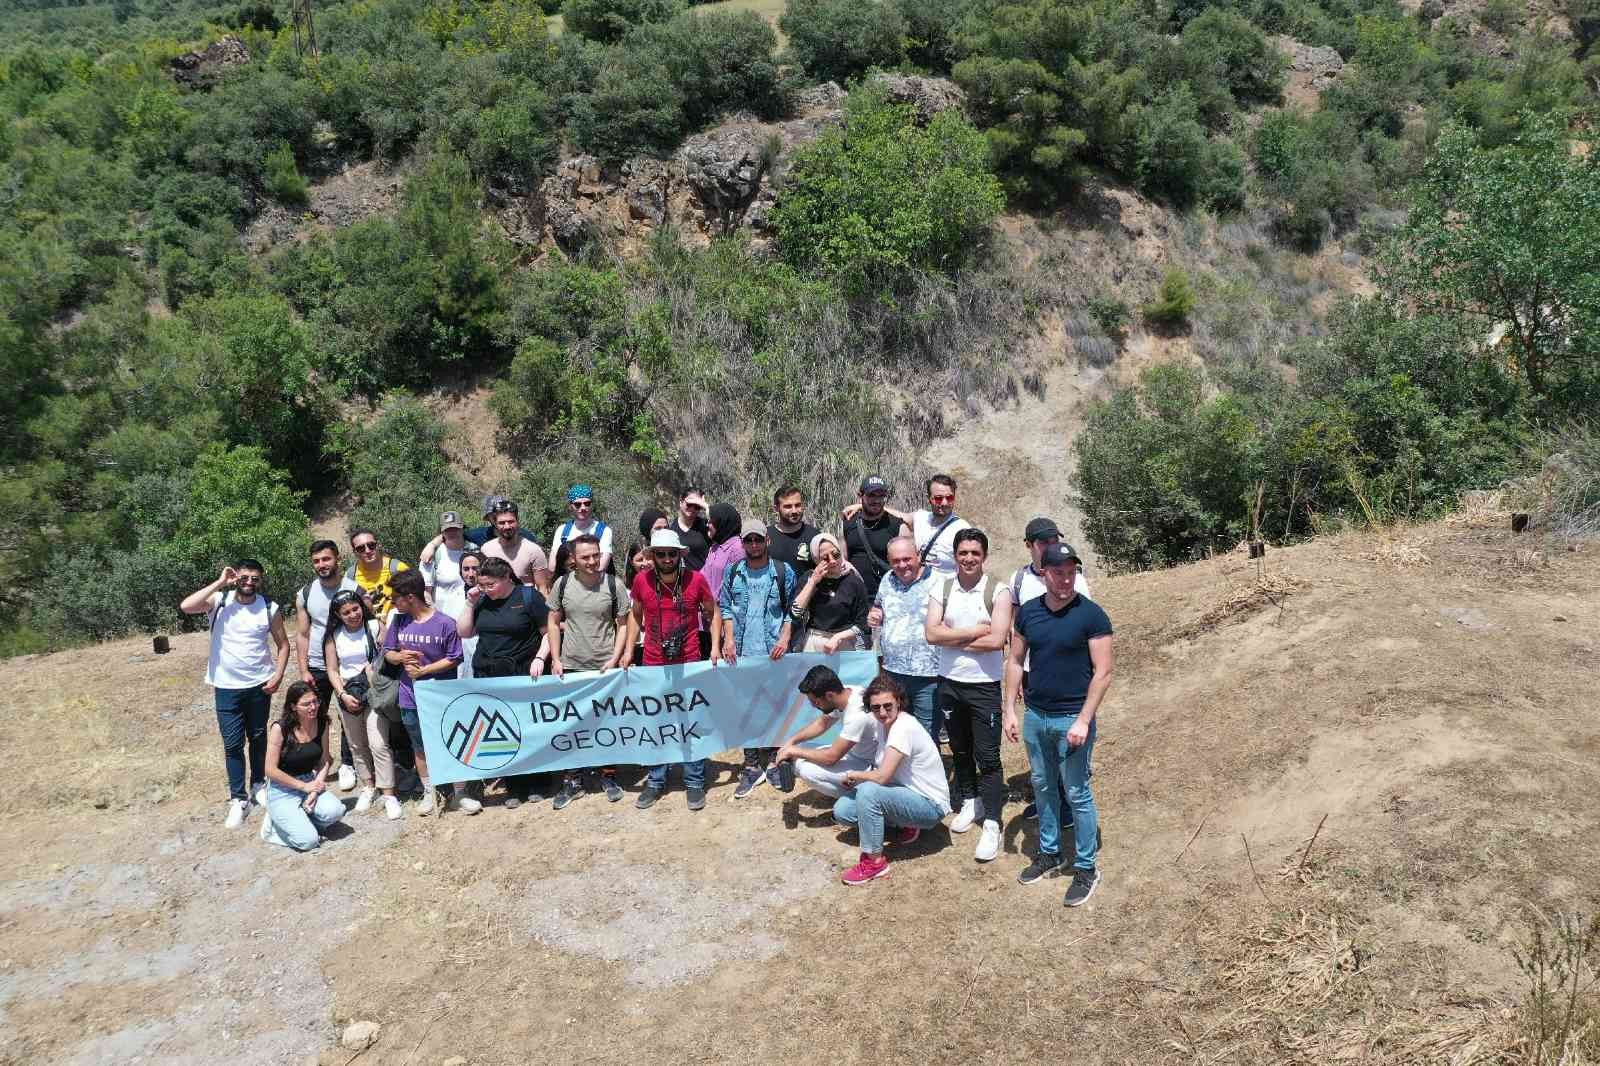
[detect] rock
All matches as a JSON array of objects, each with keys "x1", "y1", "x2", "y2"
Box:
[
  {"x1": 442, "y1": 1058, "x2": 468, "y2": 1066},
  {"x1": 677, "y1": 128, "x2": 767, "y2": 213},
  {"x1": 793, "y1": 82, "x2": 846, "y2": 111},
  {"x1": 1274, "y1": 36, "x2": 1344, "y2": 89},
  {"x1": 871, "y1": 74, "x2": 967, "y2": 125},
  {"x1": 169, "y1": 35, "x2": 251, "y2": 90},
  {"x1": 341, "y1": 1021, "x2": 381, "y2": 1050}
]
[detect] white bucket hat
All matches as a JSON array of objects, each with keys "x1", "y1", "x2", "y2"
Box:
[{"x1": 649, "y1": 529, "x2": 686, "y2": 551}]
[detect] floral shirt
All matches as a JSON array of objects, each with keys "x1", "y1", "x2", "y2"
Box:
[{"x1": 874, "y1": 568, "x2": 940, "y2": 677}]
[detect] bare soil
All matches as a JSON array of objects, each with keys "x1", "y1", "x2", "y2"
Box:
[{"x1": 2, "y1": 515, "x2": 1596, "y2": 1065}]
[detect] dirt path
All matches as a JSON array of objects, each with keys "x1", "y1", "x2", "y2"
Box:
[{"x1": 2, "y1": 519, "x2": 1596, "y2": 1065}]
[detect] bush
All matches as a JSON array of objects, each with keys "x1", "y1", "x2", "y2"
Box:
[
  {"x1": 262, "y1": 141, "x2": 308, "y2": 205},
  {"x1": 1144, "y1": 267, "x2": 1197, "y2": 328},
  {"x1": 562, "y1": 0, "x2": 685, "y2": 42},
  {"x1": 568, "y1": 46, "x2": 688, "y2": 158},
  {"x1": 333, "y1": 395, "x2": 471, "y2": 565},
  {"x1": 510, "y1": 449, "x2": 661, "y2": 547},
  {"x1": 488, "y1": 336, "x2": 570, "y2": 446},
  {"x1": 779, "y1": 0, "x2": 905, "y2": 84},
  {"x1": 636, "y1": 9, "x2": 784, "y2": 126},
  {"x1": 1132, "y1": 86, "x2": 1243, "y2": 209},
  {"x1": 1089, "y1": 295, "x2": 1132, "y2": 337},
  {"x1": 770, "y1": 87, "x2": 1004, "y2": 291},
  {"x1": 1180, "y1": 8, "x2": 1288, "y2": 108}
]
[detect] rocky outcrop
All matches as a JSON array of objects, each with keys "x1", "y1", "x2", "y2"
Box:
[
  {"x1": 504, "y1": 74, "x2": 966, "y2": 257},
  {"x1": 1275, "y1": 36, "x2": 1344, "y2": 90},
  {"x1": 169, "y1": 35, "x2": 250, "y2": 90}
]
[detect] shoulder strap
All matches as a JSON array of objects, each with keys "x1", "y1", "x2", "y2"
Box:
[
  {"x1": 919, "y1": 514, "x2": 957, "y2": 564},
  {"x1": 982, "y1": 575, "x2": 996, "y2": 616},
  {"x1": 561, "y1": 520, "x2": 575, "y2": 543},
  {"x1": 363, "y1": 620, "x2": 379, "y2": 663},
  {"x1": 345, "y1": 563, "x2": 356, "y2": 582},
  {"x1": 776, "y1": 561, "x2": 789, "y2": 614},
  {"x1": 939, "y1": 574, "x2": 995, "y2": 616},
  {"x1": 555, "y1": 573, "x2": 570, "y2": 613},
  {"x1": 606, "y1": 572, "x2": 618, "y2": 618},
  {"x1": 300, "y1": 584, "x2": 311, "y2": 614},
  {"x1": 1011, "y1": 567, "x2": 1025, "y2": 609},
  {"x1": 595, "y1": 520, "x2": 608, "y2": 539},
  {"x1": 850, "y1": 518, "x2": 890, "y2": 577},
  {"x1": 387, "y1": 557, "x2": 397, "y2": 575},
  {"x1": 520, "y1": 584, "x2": 537, "y2": 614}
]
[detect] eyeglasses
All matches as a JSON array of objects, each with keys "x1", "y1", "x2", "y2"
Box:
[
  {"x1": 651, "y1": 550, "x2": 680, "y2": 559},
  {"x1": 352, "y1": 542, "x2": 378, "y2": 553}
]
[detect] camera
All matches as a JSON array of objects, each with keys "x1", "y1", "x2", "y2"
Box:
[{"x1": 660, "y1": 633, "x2": 686, "y2": 660}]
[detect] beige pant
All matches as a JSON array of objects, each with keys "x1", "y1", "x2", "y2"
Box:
[
  {"x1": 803, "y1": 629, "x2": 859, "y2": 653},
  {"x1": 339, "y1": 704, "x2": 394, "y2": 790}
]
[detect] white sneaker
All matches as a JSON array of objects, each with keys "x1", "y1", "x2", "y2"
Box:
[
  {"x1": 337, "y1": 764, "x2": 357, "y2": 791},
  {"x1": 354, "y1": 787, "x2": 376, "y2": 814},
  {"x1": 975, "y1": 819, "x2": 1001, "y2": 862},
  {"x1": 259, "y1": 808, "x2": 273, "y2": 841},
  {"x1": 452, "y1": 795, "x2": 482, "y2": 815},
  {"x1": 252, "y1": 784, "x2": 266, "y2": 807},
  {"x1": 224, "y1": 798, "x2": 249, "y2": 829},
  {"x1": 384, "y1": 796, "x2": 403, "y2": 820},
  {"x1": 950, "y1": 798, "x2": 982, "y2": 834},
  {"x1": 416, "y1": 790, "x2": 436, "y2": 816}
]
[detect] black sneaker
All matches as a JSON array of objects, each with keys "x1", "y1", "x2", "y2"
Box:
[
  {"x1": 1023, "y1": 802, "x2": 1039, "y2": 821},
  {"x1": 686, "y1": 787, "x2": 706, "y2": 811},
  {"x1": 772, "y1": 760, "x2": 796, "y2": 793},
  {"x1": 1017, "y1": 852, "x2": 1063, "y2": 885},
  {"x1": 552, "y1": 778, "x2": 582, "y2": 811},
  {"x1": 635, "y1": 786, "x2": 662, "y2": 810},
  {"x1": 1063, "y1": 866, "x2": 1101, "y2": 908},
  {"x1": 603, "y1": 777, "x2": 623, "y2": 802},
  {"x1": 733, "y1": 766, "x2": 764, "y2": 799}
]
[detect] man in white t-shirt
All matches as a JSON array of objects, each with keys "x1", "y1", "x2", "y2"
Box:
[
  {"x1": 548, "y1": 484, "x2": 614, "y2": 573},
  {"x1": 925, "y1": 527, "x2": 1012, "y2": 863},
  {"x1": 774, "y1": 665, "x2": 881, "y2": 798},
  {"x1": 294, "y1": 539, "x2": 358, "y2": 790},
  {"x1": 180, "y1": 560, "x2": 290, "y2": 829}
]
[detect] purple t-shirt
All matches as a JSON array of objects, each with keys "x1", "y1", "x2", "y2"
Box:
[{"x1": 383, "y1": 611, "x2": 463, "y2": 709}]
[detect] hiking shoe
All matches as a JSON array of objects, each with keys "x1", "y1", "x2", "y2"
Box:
[
  {"x1": 452, "y1": 794, "x2": 482, "y2": 815},
  {"x1": 686, "y1": 787, "x2": 706, "y2": 811},
  {"x1": 603, "y1": 777, "x2": 623, "y2": 803},
  {"x1": 772, "y1": 761, "x2": 796, "y2": 793},
  {"x1": 733, "y1": 766, "x2": 765, "y2": 799},
  {"x1": 224, "y1": 798, "x2": 249, "y2": 829},
  {"x1": 503, "y1": 795, "x2": 521, "y2": 810},
  {"x1": 950, "y1": 798, "x2": 981, "y2": 834},
  {"x1": 1023, "y1": 801, "x2": 1039, "y2": 821},
  {"x1": 842, "y1": 853, "x2": 890, "y2": 886},
  {"x1": 337, "y1": 764, "x2": 357, "y2": 792},
  {"x1": 635, "y1": 786, "x2": 662, "y2": 810},
  {"x1": 553, "y1": 779, "x2": 583, "y2": 811},
  {"x1": 416, "y1": 790, "x2": 437, "y2": 816},
  {"x1": 1018, "y1": 852, "x2": 1063, "y2": 885},
  {"x1": 354, "y1": 787, "x2": 376, "y2": 814},
  {"x1": 384, "y1": 796, "x2": 403, "y2": 820},
  {"x1": 891, "y1": 826, "x2": 921, "y2": 846},
  {"x1": 975, "y1": 819, "x2": 1002, "y2": 862},
  {"x1": 1063, "y1": 866, "x2": 1101, "y2": 908}
]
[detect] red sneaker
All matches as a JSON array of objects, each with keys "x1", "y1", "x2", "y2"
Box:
[
  {"x1": 891, "y1": 826, "x2": 921, "y2": 846},
  {"x1": 841, "y1": 853, "x2": 891, "y2": 886}
]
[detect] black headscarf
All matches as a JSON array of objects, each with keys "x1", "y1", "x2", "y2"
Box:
[
  {"x1": 637, "y1": 508, "x2": 668, "y2": 539},
  {"x1": 708, "y1": 503, "x2": 741, "y2": 546}
]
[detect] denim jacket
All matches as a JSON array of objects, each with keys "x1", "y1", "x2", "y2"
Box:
[{"x1": 717, "y1": 559, "x2": 797, "y2": 655}]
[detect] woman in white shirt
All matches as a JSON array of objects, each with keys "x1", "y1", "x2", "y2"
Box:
[
  {"x1": 833, "y1": 674, "x2": 953, "y2": 886},
  {"x1": 322, "y1": 590, "x2": 401, "y2": 820}
]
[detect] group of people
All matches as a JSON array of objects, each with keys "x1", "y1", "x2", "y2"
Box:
[{"x1": 182, "y1": 475, "x2": 1114, "y2": 905}]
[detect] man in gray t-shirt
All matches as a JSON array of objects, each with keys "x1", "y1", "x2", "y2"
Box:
[{"x1": 548, "y1": 534, "x2": 632, "y2": 808}]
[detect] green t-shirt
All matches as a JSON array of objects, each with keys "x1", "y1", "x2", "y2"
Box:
[{"x1": 552, "y1": 573, "x2": 631, "y2": 671}]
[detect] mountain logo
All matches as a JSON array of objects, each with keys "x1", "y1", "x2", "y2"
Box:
[{"x1": 440, "y1": 694, "x2": 523, "y2": 771}]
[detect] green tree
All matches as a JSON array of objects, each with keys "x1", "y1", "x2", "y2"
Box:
[
  {"x1": 779, "y1": 0, "x2": 905, "y2": 84},
  {"x1": 1143, "y1": 267, "x2": 1197, "y2": 328},
  {"x1": 1378, "y1": 115, "x2": 1600, "y2": 405},
  {"x1": 770, "y1": 87, "x2": 1004, "y2": 291},
  {"x1": 562, "y1": 0, "x2": 685, "y2": 42},
  {"x1": 334, "y1": 395, "x2": 470, "y2": 564},
  {"x1": 262, "y1": 141, "x2": 309, "y2": 206}
]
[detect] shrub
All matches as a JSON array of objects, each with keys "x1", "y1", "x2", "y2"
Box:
[
  {"x1": 488, "y1": 336, "x2": 570, "y2": 446},
  {"x1": 1180, "y1": 8, "x2": 1288, "y2": 108},
  {"x1": 779, "y1": 0, "x2": 905, "y2": 84},
  {"x1": 1132, "y1": 86, "x2": 1243, "y2": 209},
  {"x1": 636, "y1": 9, "x2": 784, "y2": 126},
  {"x1": 1143, "y1": 267, "x2": 1197, "y2": 328},
  {"x1": 511, "y1": 448, "x2": 660, "y2": 546},
  {"x1": 332, "y1": 395, "x2": 470, "y2": 564},
  {"x1": 562, "y1": 0, "x2": 685, "y2": 42},
  {"x1": 567, "y1": 46, "x2": 687, "y2": 158},
  {"x1": 1089, "y1": 295, "x2": 1132, "y2": 337},
  {"x1": 262, "y1": 141, "x2": 309, "y2": 205},
  {"x1": 770, "y1": 87, "x2": 1004, "y2": 291}
]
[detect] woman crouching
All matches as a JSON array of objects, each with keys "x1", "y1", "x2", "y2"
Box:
[
  {"x1": 260, "y1": 680, "x2": 347, "y2": 850},
  {"x1": 834, "y1": 674, "x2": 952, "y2": 885}
]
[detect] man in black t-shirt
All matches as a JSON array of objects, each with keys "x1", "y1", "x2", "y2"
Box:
[
  {"x1": 456, "y1": 556, "x2": 550, "y2": 808},
  {"x1": 673, "y1": 489, "x2": 712, "y2": 571},
  {"x1": 842, "y1": 475, "x2": 911, "y2": 601},
  {"x1": 766, "y1": 484, "x2": 819, "y2": 577}
]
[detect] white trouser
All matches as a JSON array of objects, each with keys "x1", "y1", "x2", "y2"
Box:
[{"x1": 796, "y1": 751, "x2": 877, "y2": 799}]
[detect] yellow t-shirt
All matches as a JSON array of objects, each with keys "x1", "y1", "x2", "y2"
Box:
[{"x1": 351, "y1": 556, "x2": 411, "y2": 617}]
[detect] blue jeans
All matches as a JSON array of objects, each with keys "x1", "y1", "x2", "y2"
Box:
[
  {"x1": 1024, "y1": 707, "x2": 1099, "y2": 869},
  {"x1": 647, "y1": 759, "x2": 707, "y2": 790},
  {"x1": 263, "y1": 772, "x2": 346, "y2": 851},
  {"x1": 215, "y1": 685, "x2": 270, "y2": 801},
  {"x1": 833, "y1": 781, "x2": 946, "y2": 854},
  {"x1": 889, "y1": 672, "x2": 941, "y2": 742},
  {"x1": 399, "y1": 705, "x2": 425, "y2": 754}
]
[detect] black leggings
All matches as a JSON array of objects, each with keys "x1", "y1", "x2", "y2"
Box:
[{"x1": 940, "y1": 678, "x2": 1005, "y2": 819}]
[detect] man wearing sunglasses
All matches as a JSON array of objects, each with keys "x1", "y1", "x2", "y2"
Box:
[
  {"x1": 180, "y1": 560, "x2": 291, "y2": 830},
  {"x1": 549, "y1": 484, "x2": 614, "y2": 573},
  {"x1": 345, "y1": 528, "x2": 410, "y2": 619}
]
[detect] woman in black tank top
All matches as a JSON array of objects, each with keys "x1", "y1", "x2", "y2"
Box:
[{"x1": 261, "y1": 681, "x2": 347, "y2": 850}]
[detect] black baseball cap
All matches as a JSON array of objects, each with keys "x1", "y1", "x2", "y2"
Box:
[
  {"x1": 859, "y1": 475, "x2": 889, "y2": 495},
  {"x1": 1024, "y1": 517, "x2": 1061, "y2": 542},
  {"x1": 1040, "y1": 543, "x2": 1083, "y2": 567}
]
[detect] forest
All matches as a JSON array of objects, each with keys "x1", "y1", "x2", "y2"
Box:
[{"x1": 1, "y1": 0, "x2": 1596, "y2": 652}]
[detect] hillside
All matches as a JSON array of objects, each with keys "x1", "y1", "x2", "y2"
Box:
[{"x1": 2, "y1": 509, "x2": 1595, "y2": 1064}]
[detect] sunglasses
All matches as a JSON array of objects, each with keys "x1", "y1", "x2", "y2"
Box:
[
  {"x1": 352, "y1": 542, "x2": 378, "y2": 553},
  {"x1": 652, "y1": 550, "x2": 680, "y2": 558},
  {"x1": 236, "y1": 576, "x2": 261, "y2": 584},
  {"x1": 868, "y1": 701, "x2": 897, "y2": 712}
]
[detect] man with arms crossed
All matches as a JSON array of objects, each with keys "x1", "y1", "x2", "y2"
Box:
[
  {"x1": 547, "y1": 533, "x2": 631, "y2": 807},
  {"x1": 180, "y1": 560, "x2": 291, "y2": 828},
  {"x1": 1004, "y1": 543, "x2": 1114, "y2": 907},
  {"x1": 868, "y1": 536, "x2": 942, "y2": 742}
]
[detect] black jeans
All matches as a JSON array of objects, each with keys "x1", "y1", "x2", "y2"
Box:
[
  {"x1": 478, "y1": 654, "x2": 541, "y2": 799},
  {"x1": 940, "y1": 678, "x2": 1005, "y2": 819}
]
